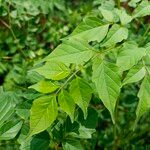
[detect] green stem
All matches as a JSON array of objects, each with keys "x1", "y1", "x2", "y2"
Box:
[
  {"x1": 116, "y1": 0, "x2": 121, "y2": 9},
  {"x1": 113, "y1": 97, "x2": 120, "y2": 150}
]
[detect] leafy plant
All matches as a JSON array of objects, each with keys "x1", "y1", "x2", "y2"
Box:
[{"x1": 0, "y1": 0, "x2": 150, "y2": 149}]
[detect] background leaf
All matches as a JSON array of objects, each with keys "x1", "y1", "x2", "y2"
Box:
[{"x1": 136, "y1": 76, "x2": 150, "y2": 122}]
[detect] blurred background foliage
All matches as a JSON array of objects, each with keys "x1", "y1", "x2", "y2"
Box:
[{"x1": 0, "y1": 0, "x2": 149, "y2": 149}]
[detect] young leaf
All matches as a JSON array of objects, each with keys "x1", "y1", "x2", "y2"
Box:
[
  {"x1": 58, "y1": 90, "x2": 75, "y2": 123},
  {"x1": 122, "y1": 65, "x2": 146, "y2": 85},
  {"x1": 136, "y1": 76, "x2": 150, "y2": 122},
  {"x1": 44, "y1": 38, "x2": 94, "y2": 65},
  {"x1": 0, "y1": 121, "x2": 22, "y2": 140},
  {"x1": 92, "y1": 59, "x2": 121, "y2": 123},
  {"x1": 30, "y1": 96, "x2": 58, "y2": 135},
  {"x1": 101, "y1": 24, "x2": 128, "y2": 47},
  {"x1": 67, "y1": 16, "x2": 109, "y2": 42},
  {"x1": 133, "y1": 0, "x2": 150, "y2": 18},
  {"x1": 29, "y1": 80, "x2": 60, "y2": 93},
  {"x1": 70, "y1": 77, "x2": 93, "y2": 119},
  {"x1": 35, "y1": 61, "x2": 70, "y2": 80},
  {"x1": 116, "y1": 42, "x2": 146, "y2": 72}
]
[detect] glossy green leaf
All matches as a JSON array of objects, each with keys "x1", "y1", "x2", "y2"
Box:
[
  {"x1": 67, "y1": 16, "x2": 109, "y2": 42},
  {"x1": 70, "y1": 77, "x2": 93, "y2": 119},
  {"x1": 58, "y1": 90, "x2": 75, "y2": 123},
  {"x1": 0, "y1": 121, "x2": 22, "y2": 140},
  {"x1": 92, "y1": 59, "x2": 121, "y2": 123},
  {"x1": 44, "y1": 38, "x2": 94, "y2": 65},
  {"x1": 117, "y1": 42, "x2": 146, "y2": 72},
  {"x1": 35, "y1": 61, "x2": 70, "y2": 80},
  {"x1": 122, "y1": 65, "x2": 146, "y2": 85},
  {"x1": 30, "y1": 96, "x2": 58, "y2": 135},
  {"x1": 101, "y1": 24, "x2": 128, "y2": 47},
  {"x1": 136, "y1": 76, "x2": 150, "y2": 122},
  {"x1": 133, "y1": 0, "x2": 150, "y2": 18},
  {"x1": 29, "y1": 80, "x2": 60, "y2": 93}
]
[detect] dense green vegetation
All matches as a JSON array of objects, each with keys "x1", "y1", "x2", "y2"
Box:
[{"x1": 0, "y1": 0, "x2": 150, "y2": 149}]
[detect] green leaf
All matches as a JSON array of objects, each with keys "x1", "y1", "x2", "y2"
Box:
[
  {"x1": 99, "y1": 7, "x2": 114, "y2": 22},
  {"x1": 101, "y1": 24, "x2": 128, "y2": 47},
  {"x1": 0, "y1": 121, "x2": 22, "y2": 140},
  {"x1": 128, "y1": 0, "x2": 142, "y2": 8},
  {"x1": 67, "y1": 16, "x2": 109, "y2": 42},
  {"x1": 16, "y1": 109, "x2": 30, "y2": 120},
  {"x1": 35, "y1": 61, "x2": 70, "y2": 80},
  {"x1": 63, "y1": 139, "x2": 83, "y2": 150},
  {"x1": 44, "y1": 38, "x2": 95, "y2": 65},
  {"x1": 122, "y1": 65, "x2": 146, "y2": 85},
  {"x1": 0, "y1": 92, "x2": 16, "y2": 127},
  {"x1": 136, "y1": 76, "x2": 150, "y2": 122},
  {"x1": 29, "y1": 80, "x2": 60, "y2": 93},
  {"x1": 78, "y1": 125, "x2": 95, "y2": 139},
  {"x1": 115, "y1": 9, "x2": 132, "y2": 25},
  {"x1": 30, "y1": 96, "x2": 58, "y2": 135},
  {"x1": 143, "y1": 43, "x2": 150, "y2": 75},
  {"x1": 116, "y1": 42, "x2": 146, "y2": 72},
  {"x1": 30, "y1": 131, "x2": 50, "y2": 150},
  {"x1": 58, "y1": 90, "x2": 75, "y2": 122},
  {"x1": 78, "y1": 107, "x2": 98, "y2": 129},
  {"x1": 92, "y1": 59, "x2": 121, "y2": 123},
  {"x1": 133, "y1": 0, "x2": 150, "y2": 18},
  {"x1": 70, "y1": 77, "x2": 93, "y2": 119}
]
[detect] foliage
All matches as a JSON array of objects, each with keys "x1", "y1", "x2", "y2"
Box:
[{"x1": 0, "y1": 0, "x2": 150, "y2": 149}]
